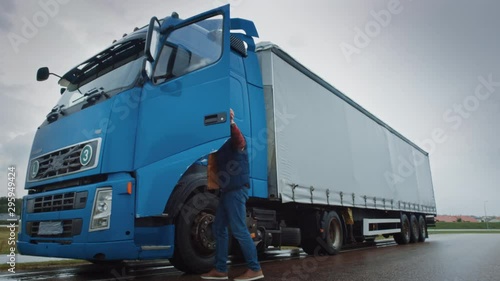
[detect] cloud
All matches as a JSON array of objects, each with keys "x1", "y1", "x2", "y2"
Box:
[
  {"x1": 0, "y1": 87, "x2": 40, "y2": 197},
  {"x1": 0, "y1": 0, "x2": 16, "y2": 32},
  {"x1": 0, "y1": 131, "x2": 34, "y2": 197},
  {"x1": 0, "y1": 84, "x2": 47, "y2": 138}
]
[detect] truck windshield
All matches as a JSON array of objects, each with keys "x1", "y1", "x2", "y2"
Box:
[
  {"x1": 55, "y1": 38, "x2": 145, "y2": 112},
  {"x1": 153, "y1": 15, "x2": 223, "y2": 84}
]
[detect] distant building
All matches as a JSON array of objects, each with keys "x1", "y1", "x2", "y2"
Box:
[{"x1": 435, "y1": 215, "x2": 478, "y2": 222}]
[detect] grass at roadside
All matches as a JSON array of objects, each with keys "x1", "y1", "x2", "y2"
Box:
[
  {"x1": 434, "y1": 222, "x2": 500, "y2": 229},
  {"x1": 429, "y1": 230, "x2": 500, "y2": 234}
]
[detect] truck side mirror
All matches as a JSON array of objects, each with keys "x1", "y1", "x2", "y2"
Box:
[
  {"x1": 144, "y1": 17, "x2": 161, "y2": 79},
  {"x1": 37, "y1": 67, "x2": 50, "y2": 81}
]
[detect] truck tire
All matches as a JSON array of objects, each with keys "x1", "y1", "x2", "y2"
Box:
[
  {"x1": 170, "y1": 192, "x2": 218, "y2": 274},
  {"x1": 418, "y1": 215, "x2": 427, "y2": 242},
  {"x1": 168, "y1": 250, "x2": 190, "y2": 273},
  {"x1": 409, "y1": 214, "x2": 419, "y2": 243},
  {"x1": 300, "y1": 211, "x2": 343, "y2": 256},
  {"x1": 322, "y1": 211, "x2": 344, "y2": 255},
  {"x1": 394, "y1": 214, "x2": 411, "y2": 245}
]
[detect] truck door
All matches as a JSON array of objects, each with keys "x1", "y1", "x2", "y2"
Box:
[
  {"x1": 134, "y1": 6, "x2": 232, "y2": 216},
  {"x1": 135, "y1": 6, "x2": 231, "y2": 168}
]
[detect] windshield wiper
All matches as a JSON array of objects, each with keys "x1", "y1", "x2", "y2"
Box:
[
  {"x1": 46, "y1": 105, "x2": 65, "y2": 123},
  {"x1": 84, "y1": 87, "x2": 109, "y2": 103}
]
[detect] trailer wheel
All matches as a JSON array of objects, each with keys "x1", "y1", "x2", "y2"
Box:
[
  {"x1": 323, "y1": 211, "x2": 344, "y2": 254},
  {"x1": 394, "y1": 214, "x2": 411, "y2": 245},
  {"x1": 409, "y1": 214, "x2": 419, "y2": 243},
  {"x1": 170, "y1": 192, "x2": 218, "y2": 273},
  {"x1": 301, "y1": 211, "x2": 344, "y2": 256},
  {"x1": 418, "y1": 216, "x2": 427, "y2": 242}
]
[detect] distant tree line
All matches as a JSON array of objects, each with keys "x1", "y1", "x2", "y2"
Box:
[{"x1": 0, "y1": 197, "x2": 23, "y2": 216}]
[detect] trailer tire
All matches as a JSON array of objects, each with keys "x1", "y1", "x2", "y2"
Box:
[
  {"x1": 394, "y1": 214, "x2": 411, "y2": 245},
  {"x1": 418, "y1": 216, "x2": 427, "y2": 242},
  {"x1": 322, "y1": 211, "x2": 344, "y2": 255},
  {"x1": 170, "y1": 192, "x2": 219, "y2": 274},
  {"x1": 409, "y1": 214, "x2": 419, "y2": 243},
  {"x1": 301, "y1": 211, "x2": 343, "y2": 256}
]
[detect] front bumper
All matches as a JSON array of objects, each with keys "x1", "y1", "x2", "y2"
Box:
[
  {"x1": 17, "y1": 239, "x2": 139, "y2": 260},
  {"x1": 18, "y1": 173, "x2": 141, "y2": 260}
]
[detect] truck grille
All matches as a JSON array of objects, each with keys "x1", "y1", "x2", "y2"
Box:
[
  {"x1": 27, "y1": 191, "x2": 88, "y2": 213},
  {"x1": 28, "y1": 138, "x2": 101, "y2": 182},
  {"x1": 27, "y1": 219, "x2": 83, "y2": 238}
]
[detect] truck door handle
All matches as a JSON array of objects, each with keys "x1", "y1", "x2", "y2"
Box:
[{"x1": 204, "y1": 112, "x2": 227, "y2": 126}]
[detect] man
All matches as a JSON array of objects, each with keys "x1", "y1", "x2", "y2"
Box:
[{"x1": 201, "y1": 109, "x2": 264, "y2": 281}]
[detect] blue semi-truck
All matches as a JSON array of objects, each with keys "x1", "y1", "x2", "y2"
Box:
[{"x1": 19, "y1": 5, "x2": 436, "y2": 273}]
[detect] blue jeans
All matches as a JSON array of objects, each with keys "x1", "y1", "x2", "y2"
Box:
[{"x1": 213, "y1": 188, "x2": 260, "y2": 272}]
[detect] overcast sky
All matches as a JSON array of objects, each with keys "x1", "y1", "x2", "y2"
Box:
[{"x1": 0, "y1": 0, "x2": 499, "y2": 216}]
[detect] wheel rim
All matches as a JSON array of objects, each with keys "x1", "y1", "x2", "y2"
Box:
[
  {"x1": 329, "y1": 218, "x2": 342, "y2": 249},
  {"x1": 192, "y1": 211, "x2": 216, "y2": 256}
]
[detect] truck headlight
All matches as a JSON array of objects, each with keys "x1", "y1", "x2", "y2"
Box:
[{"x1": 90, "y1": 188, "x2": 112, "y2": 231}]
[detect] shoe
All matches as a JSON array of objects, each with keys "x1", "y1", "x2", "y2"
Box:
[
  {"x1": 233, "y1": 269, "x2": 264, "y2": 281},
  {"x1": 200, "y1": 268, "x2": 228, "y2": 280}
]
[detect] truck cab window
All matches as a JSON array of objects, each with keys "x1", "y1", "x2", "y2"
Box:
[
  {"x1": 153, "y1": 15, "x2": 223, "y2": 84},
  {"x1": 46, "y1": 38, "x2": 145, "y2": 124}
]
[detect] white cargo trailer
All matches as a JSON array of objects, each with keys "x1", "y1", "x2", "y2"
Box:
[{"x1": 254, "y1": 43, "x2": 436, "y2": 248}]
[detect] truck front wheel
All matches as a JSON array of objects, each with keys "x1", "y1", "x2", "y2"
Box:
[{"x1": 170, "y1": 192, "x2": 218, "y2": 274}]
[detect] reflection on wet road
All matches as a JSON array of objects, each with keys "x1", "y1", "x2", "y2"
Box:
[{"x1": 2, "y1": 234, "x2": 500, "y2": 281}]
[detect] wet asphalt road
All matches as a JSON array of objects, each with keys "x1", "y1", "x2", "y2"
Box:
[{"x1": 2, "y1": 234, "x2": 500, "y2": 281}]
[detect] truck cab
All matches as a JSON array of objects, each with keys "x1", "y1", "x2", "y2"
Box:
[{"x1": 19, "y1": 5, "x2": 266, "y2": 273}]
